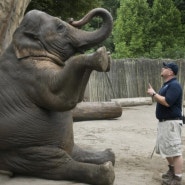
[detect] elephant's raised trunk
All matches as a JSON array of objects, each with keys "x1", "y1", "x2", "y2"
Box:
[{"x1": 69, "y1": 8, "x2": 113, "y2": 50}]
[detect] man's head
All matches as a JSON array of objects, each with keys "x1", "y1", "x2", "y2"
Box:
[{"x1": 163, "y1": 62, "x2": 178, "y2": 75}]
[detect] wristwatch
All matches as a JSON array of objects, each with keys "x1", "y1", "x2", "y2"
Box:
[{"x1": 152, "y1": 92, "x2": 157, "y2": 97}]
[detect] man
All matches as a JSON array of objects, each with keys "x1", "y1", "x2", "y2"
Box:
[{"x1": 147, "y1": 62, "x2": 183, "y2": 185}]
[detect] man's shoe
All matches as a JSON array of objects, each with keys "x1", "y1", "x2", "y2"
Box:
[
  {"x1": 170, "y1": 175, "x2": 182, "y2": 185},
  {"x1": 162, "y1": 175, "x2": 182, "y2": 185},
  {"x1": 162, "y1": 165, "x2": 174, "y2": 179}
]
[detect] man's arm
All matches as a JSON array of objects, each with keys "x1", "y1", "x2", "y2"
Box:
[{"x1": 147, "y1": 83, "x2": 170, "y2": 107}]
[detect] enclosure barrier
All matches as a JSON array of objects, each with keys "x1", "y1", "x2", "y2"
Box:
[{"x1": 86, "y1": 59, "x2": 185, "y2": 102}]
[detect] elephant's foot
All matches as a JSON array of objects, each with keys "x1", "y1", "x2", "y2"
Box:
[
  {"x1": 102, "y1": 148, "x2": 115, "y2": 166},
  {"x1": 0, "y1": 170, "x2": 13, "y2": 177},
  {"x1": 0, "y1": 154, "x2": 14, "y2": 177},
  {"x1": 67, "y1": 161, "x2": 115, "y2": 185},
  {"x1": 92, "y1": 46, "x2": 110, "y2": 72},
  {"x1": 71, "y1": 145, "x2": 115, "y2": 166},
  {"x1": 89, "y1": 148, "x2": 115, "y2": 166},
  {"x1": 96, "y1": 161, "x2": 115, "y2": 185}
]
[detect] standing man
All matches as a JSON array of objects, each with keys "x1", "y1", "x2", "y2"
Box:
[{"x1": 147, "y1": 62, "x2": 183, "y2": 185}]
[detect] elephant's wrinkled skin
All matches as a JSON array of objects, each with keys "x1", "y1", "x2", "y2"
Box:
[{"x1": 0, "y1": 8, "x2": 115, "y2": 185}]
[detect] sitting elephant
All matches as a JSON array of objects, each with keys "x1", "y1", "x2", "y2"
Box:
[{"x1": 0, "y1": 7, "x2": 115, "y2": 185}]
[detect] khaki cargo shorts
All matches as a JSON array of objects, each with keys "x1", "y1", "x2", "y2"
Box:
[{"x1": 156, "y1": 120, "x2": 183, "y2": 158}]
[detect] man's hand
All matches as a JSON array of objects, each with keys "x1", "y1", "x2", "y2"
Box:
[
  {"x1": 147, "y1": 83, "x2": 170, "y2": 107},
  {"x1": 147, "y1": 83, "x2": 156, "y2": 96}
]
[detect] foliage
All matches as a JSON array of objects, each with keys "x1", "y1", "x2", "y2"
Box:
[
  {"x1": 100, "y1": 0, "x2": 120, "y2": 53},
  {"x1": 145, "y1": 0, "x2": 185, "y2": 25},
  {"x1": 148, "y1": 0, "x2": 183, "y2": 58},
  {"x1": 113, "y1": 0, "x2": 151, "y2": 58},
  {"x1": 113, "y1": 0, "x2": 185, "y2": 59},
  {"x1": 173, "y1": 0, "x2": 185, "y2": 24},
  {"x1": 26, "y1": 0, "x2": 102, "y2": 20},
  {"x1": 147, "y1": 0, "x2": 154, "y2": 7},
  {"x1": 100, "y1": 0, "x2": 120, "y2": 20}
]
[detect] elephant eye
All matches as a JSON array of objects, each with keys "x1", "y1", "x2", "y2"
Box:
[{"x1": 57, "y1": 24, "x2": 64, "y2": 31}]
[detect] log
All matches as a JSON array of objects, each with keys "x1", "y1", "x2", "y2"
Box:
[
  {"x1": 72, "y1": 102, "x2": 122, "y2": 121},
  {"x1": 111, "y1": 97, "x2": 152, "y2": 107}
]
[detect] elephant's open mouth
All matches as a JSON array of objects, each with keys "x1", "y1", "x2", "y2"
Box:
[
  {"x1": 21, "y1": 55, "x2": 65, "y2": 67},
  {"x1": 42, "y1": 52, "x2": 66, "y2": 66},
  {"x1": 44, "y1": 51, "x2": 66, "y2": 66}
]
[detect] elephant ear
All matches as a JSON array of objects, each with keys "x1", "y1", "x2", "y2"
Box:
[
  {"x1": 12, "y1": 10, "x2": 45, "y2": 59},
  {"x1": 13, "y1": 30, "x2": 40, "y2": 59}
]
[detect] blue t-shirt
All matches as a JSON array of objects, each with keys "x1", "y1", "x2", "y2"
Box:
[{"x1": 156, "y1": 78, "x2": 182, "y2": 120}]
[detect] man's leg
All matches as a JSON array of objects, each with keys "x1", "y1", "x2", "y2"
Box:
[
  {"x1": 166, "y1": 157, "x2": 174, "y2": 166},
  {"x1": 174, "y1": 155, "x2": 183, "y2": 177},
  {"x1": 162, "y1": 156, "x2": 183, "y2": 185},
  {"x1": 162, "y1": 157, "x2": 174, "y2": 179}
]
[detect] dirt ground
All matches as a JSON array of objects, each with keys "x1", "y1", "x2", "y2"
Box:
[{"x1": 0, "y1": 103, "x2": 185, "y2": 185}]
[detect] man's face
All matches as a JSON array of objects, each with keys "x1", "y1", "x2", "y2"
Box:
[{"x1": 161, "y1": 66, "x2": 173, "y2": 77}]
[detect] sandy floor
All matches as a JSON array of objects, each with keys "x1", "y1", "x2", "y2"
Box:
[{"x1": 0, "y1": 103, "x2": 185, "y2": 185}]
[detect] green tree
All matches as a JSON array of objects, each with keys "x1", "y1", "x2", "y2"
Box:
[
  {"x1": 26, "y1": 0, "x2": 102, "y2": 20},
  {"x1": 173, "y1": 0, "x2": 185, "y2": 24},
  {"x1": 113, "y1": 0, "x2": 151, "y2": 58},
  {"x1": 149, "y1": 0, "x2": 183, "y2": 58},
  {"x1": 147, "y1": 0, "x2": 185, "y2": 23},
  {"x1": 147, "y1": 0, "x2": 154, "y2": 7},
  {"x1": 113, "y1": 0, "x2": 185, "y2": 59},
  {"x1": 101, "y1": 0, "x2": 120, "y2": 20},
  {"x1": 100, "y1": 0, "x2": 120, "y2": 53}
]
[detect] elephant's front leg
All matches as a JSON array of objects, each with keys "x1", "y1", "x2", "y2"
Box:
[
  {"x1": 50, "y1": 46, "x2": 111, "y2": 110},
  {"x1": 71, "y1": 144, "x2": 115, "y2": 166},
  {"x1": 65, "y1": 44, "x2": 111, "y2": 102},
  {"x1": 0, "y1": 146, "x2": 115, "y2": 185},
  {"x1": 66, "y1": 46, "x2": 110, "y2": 72}
]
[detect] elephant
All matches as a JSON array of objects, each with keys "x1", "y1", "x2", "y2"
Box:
[{"x1": 0, "y1": 7, "x2": 115, "y2": 185}]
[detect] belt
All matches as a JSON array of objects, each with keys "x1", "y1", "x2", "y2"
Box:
[{"x1": 159, "y1": 118, "x2": 182, "y2": 122}]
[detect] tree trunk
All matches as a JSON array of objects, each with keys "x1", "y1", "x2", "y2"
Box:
[
  {"x1": 73, "y1": 102, "x2": 122, "y2": 122},
  {"x1": 0, "y1": 0, "x2": 31, "y2": 55}
]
